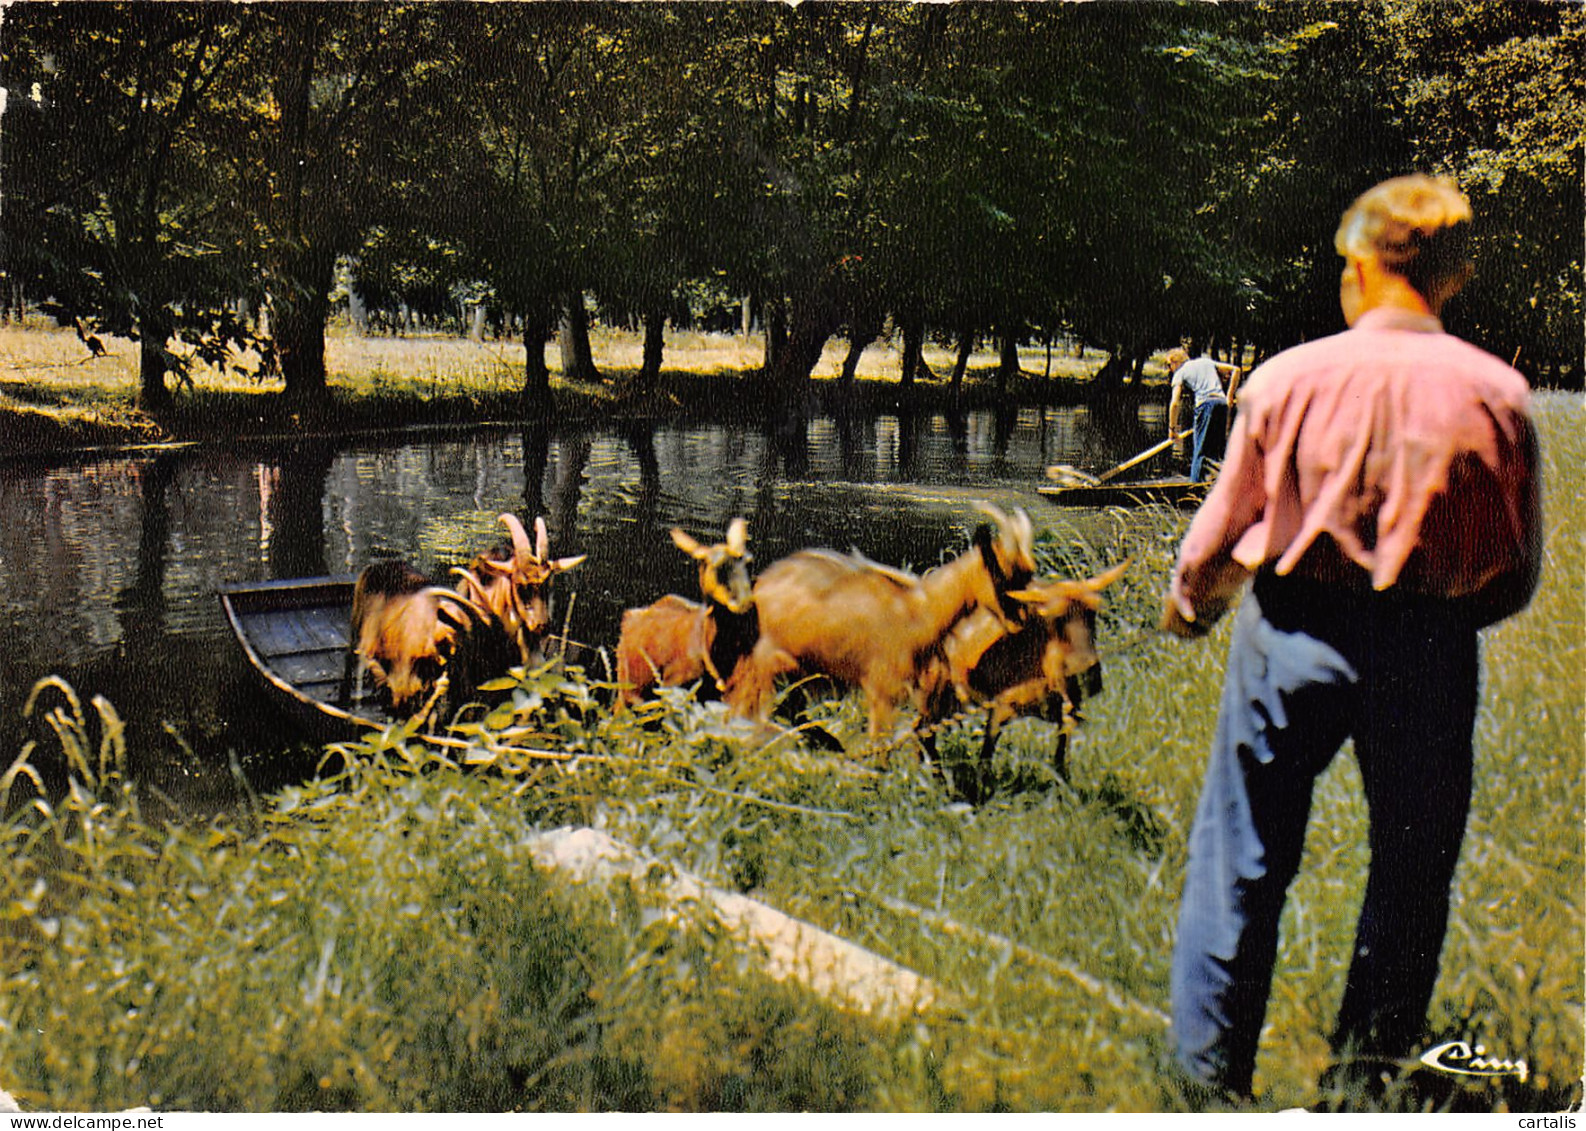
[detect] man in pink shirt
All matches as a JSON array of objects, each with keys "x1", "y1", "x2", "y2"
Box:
[{"x1": 1161, "y1": 175, "x2": 1541, "y2": 1104}]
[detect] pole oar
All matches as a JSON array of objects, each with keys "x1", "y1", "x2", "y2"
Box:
[{"x1": 1046, "y1": 430, "x2": 1193, "y2": 487}]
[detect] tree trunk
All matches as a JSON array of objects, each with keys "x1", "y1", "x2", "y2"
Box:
[
  {"x1": 638, "y1": 307, "x2": 666, "y2": 386},
  {"x1": 950, "y1": 325, "x2": 974, "y2": 399},
  {"x1": 137, "y1": 309, "x2": 173, "y2": 411},
  {"x1": 267, "y1": 15, "x2": 334, "y2": 410},
  {"x1": 763, "y1": 297, "x2": 788, "y2": 374},
  {"x1": 523, "y1": 310, "x2": 553, "y2": 413},
  {"x1": 838, "y1": 311, "x2": 882, "y2": 392},
  {"x1": 763, "y1": 291, "x2": 836, "y2": 398},
  {"x1": 899, "y1": 314, "x2": 936, "y2": 387},
  {"x1": 996, "y1": 324, "x2": 1022, "y2": 393},
  {"x1": 558, "y1": 291, "x2": 600, "y2": 382},
  {"x1": 275, "y1": 247, "x2": 336, "y2": 407}
]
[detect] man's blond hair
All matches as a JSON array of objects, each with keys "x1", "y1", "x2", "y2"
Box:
[{"x1": 1335, "y1": 174, "x2": 1474, "y2": 299}]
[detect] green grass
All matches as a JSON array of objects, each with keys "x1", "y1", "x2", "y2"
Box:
[
  {"x1": 0, "y1": 395, "x2": 1579, "y2": 1113},
  {"x1": 1, "y1": 321, "x2": 1121, "y2": 459}
]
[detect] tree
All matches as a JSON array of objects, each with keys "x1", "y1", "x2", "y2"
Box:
[
  {"x1": 240, "y1": 3, "x2": 447, "y2": 406},
  {"x1": 1, "y1": 3, "x2": 260, "y2": 409},
  {"x1": 1377, "y1": 0, "x2": 1583, "y2": 385},
  {"x1": 437, "y1": 4, "x2": 663, "y2": 407}
]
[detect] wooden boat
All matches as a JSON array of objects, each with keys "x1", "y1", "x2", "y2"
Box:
[
  {"x1": 1037, "y1": 476, "x2": 1211, "y2": 508},
  {"x1": 218, "y1": 575, "x2": 392, "y2": 741},
  {"x1": 219, "y1": 575, "x2": 594, "y2": 744}
]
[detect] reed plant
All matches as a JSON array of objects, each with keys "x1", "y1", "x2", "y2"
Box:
[{"x1": 1, "y1": 395, "x2": 1578, "y2": 1113}]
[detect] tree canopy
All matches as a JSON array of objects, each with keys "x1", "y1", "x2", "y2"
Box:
[{"x1": 3, "y1": 0, "x2": 1579, "y2": 410}]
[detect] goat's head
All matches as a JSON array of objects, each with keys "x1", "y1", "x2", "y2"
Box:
[
  {"x1": 459, "y1": 514, "x2": 586, "y2": 655},
  {"x1": 969, "y1": 504, "x2": 1038, "y2": 627},
  {"x1": 671, "y1": 517, "x2": 753, "y2": 614},
  {"x1": 1006, "y1": 559, "x2": 1130, "y2": 701}
]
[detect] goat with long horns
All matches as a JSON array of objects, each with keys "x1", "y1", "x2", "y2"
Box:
[{"x1": 344, "y1": 513, "x2": 584, "y2": 718}]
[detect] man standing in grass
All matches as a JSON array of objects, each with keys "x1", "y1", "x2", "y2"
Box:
[
  {"x1": 1160, "y1": 174, "x2": 1542, "y2": 1104},
  {"x1": 1165, "y1": 348, "x2": 1242, "y2": 482}
]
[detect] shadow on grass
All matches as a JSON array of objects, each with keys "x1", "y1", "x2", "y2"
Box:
[{"x1": 3, "y1": 361, "x2": 1129, "y2": 462}]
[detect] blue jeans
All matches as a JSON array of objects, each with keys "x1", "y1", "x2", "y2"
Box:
[
  {"x1": 1190, "y1": 398, "x2": 1229, "y2": 482},
  {"x1": 1171, "y1": 576, "x2": 1479, "y2": 1097}
]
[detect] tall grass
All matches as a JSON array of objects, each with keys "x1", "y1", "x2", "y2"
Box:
[{"x1": 0, "y1": 395, "x2": 1579, "y2": 1113}]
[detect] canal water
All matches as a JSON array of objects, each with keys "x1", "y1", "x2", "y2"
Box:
[{"x1": 0, "y1": 401, "x2": 1165, "y2": 808}]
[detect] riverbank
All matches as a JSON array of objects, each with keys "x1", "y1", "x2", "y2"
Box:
[
  {"x1": 1, "y1": 321, "x2": 1128, "y2": 462},
  {"x1": 1, "y1": 393, "x2": 1579, "y2": 1111}
]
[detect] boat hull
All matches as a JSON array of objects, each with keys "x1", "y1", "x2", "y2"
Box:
[
  {"x1": 1037, "y1": 477, "x2": 1210, "y2": 508},
  {"x1": 218, "y1": 576, "x2": 394, "y2": 743}
]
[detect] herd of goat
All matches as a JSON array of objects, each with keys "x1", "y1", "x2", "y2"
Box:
[{"x1": 346, "y1": 506, "x2": 1126, "y2": 797}]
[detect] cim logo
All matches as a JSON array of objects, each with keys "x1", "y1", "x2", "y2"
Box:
[{"x1": 1419, "y1": 1040, "x2": 1530, "y2": 1083}]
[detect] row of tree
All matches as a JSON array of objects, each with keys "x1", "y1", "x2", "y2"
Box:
[{"x1": 2, "y1": 1, "x2": 1580, "y2": 412}]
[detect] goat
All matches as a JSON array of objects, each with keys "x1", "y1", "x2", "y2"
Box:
[
  {"x1": 614, "y1": 517, "x2": 757, "y2": 707},
  {"x1": 726, "y1": 505, "x2": 1036, "y2": 746},
  {"x1": 346, "y1": 513, "x2": 585, "y2": 717},
  {"x1": 346, "y1": 559, "x2": 491, "y2": 716},
  {"x1": 453, "y1": 513, "x2": 586, "y2": 667},
  {"x1": 920, "y1": 560, "x2": 1129, "y2": 797}
]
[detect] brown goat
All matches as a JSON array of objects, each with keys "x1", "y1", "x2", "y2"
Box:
[
  {"x1": 614, "y1": 517, "x2": 757, "y2": 707},
  {"x1": 346, "y1": 559, "x2": 489, "y2": 716},
  {"x1": 347, "y1": 514, "x2": 584, "y2": 717},
  {"x1": 726, "y1": 505, "x2": 1036, "y2": 744},
  {"x1": 920, "y1": 560, "x2": 1129, "y2": 796},
  {"x1": 454, "y1": 513, "x2": 586, "y2": 667}
]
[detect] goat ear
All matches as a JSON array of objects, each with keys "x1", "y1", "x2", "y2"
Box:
[
  {"x1": 1008, "y1": 508, "x2": 1036, "y2": 570},
  {"x1": 975, "y1": 501, "x2": 1007, "y2": 523},
  {"x1": 726, "y1": 517, "x2": 748, "y2": 556},
  {"x1": 1006, "y1": 587, "x2": 1059, "y2": 607},
  {"x1": 1086, "y1": 559, "x2": 1131, "y2": 592},
  {"x1": 671, "y1": 528, "x2": 708, "y2": 560},
  {"x1": 552, "y1": 554, "x2": 587, "y2": 573},
  {"x1": 534, "y1": 516, "x2": 551, "y2": 561}
]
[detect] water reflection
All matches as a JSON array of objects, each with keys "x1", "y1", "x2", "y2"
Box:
[{"x1": 0, "y1": 402, "x2": 1164, "y2": 803}]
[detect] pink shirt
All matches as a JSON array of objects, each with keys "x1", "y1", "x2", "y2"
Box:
[{"x1": 1170, "y1": 306, "x2": 1541, "y2": 628}]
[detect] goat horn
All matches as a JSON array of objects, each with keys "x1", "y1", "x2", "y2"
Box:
[
  {"x1": 427, "y1": 587, "x2": 491, "y2": 622},
  {"x1": 451, "y1": 567, "x2": 491, "y2": 603},
  {"x1": 726, "y1": 517, "x2": 749, "y2": 556},
  {"x1": 499, "y1": 513, "x2": 534, "y2": 564},
  {"x1": 534, "y1": 516, "x2": 551, "y2": 561}
]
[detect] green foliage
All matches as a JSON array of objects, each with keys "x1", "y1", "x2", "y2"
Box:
[
  {"x1": 8, "y1": 1, "x2": 1578, "y2": 404},
  {"x1": 1, "y1": 396, "x2": 1580, "y2": 1113}
]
